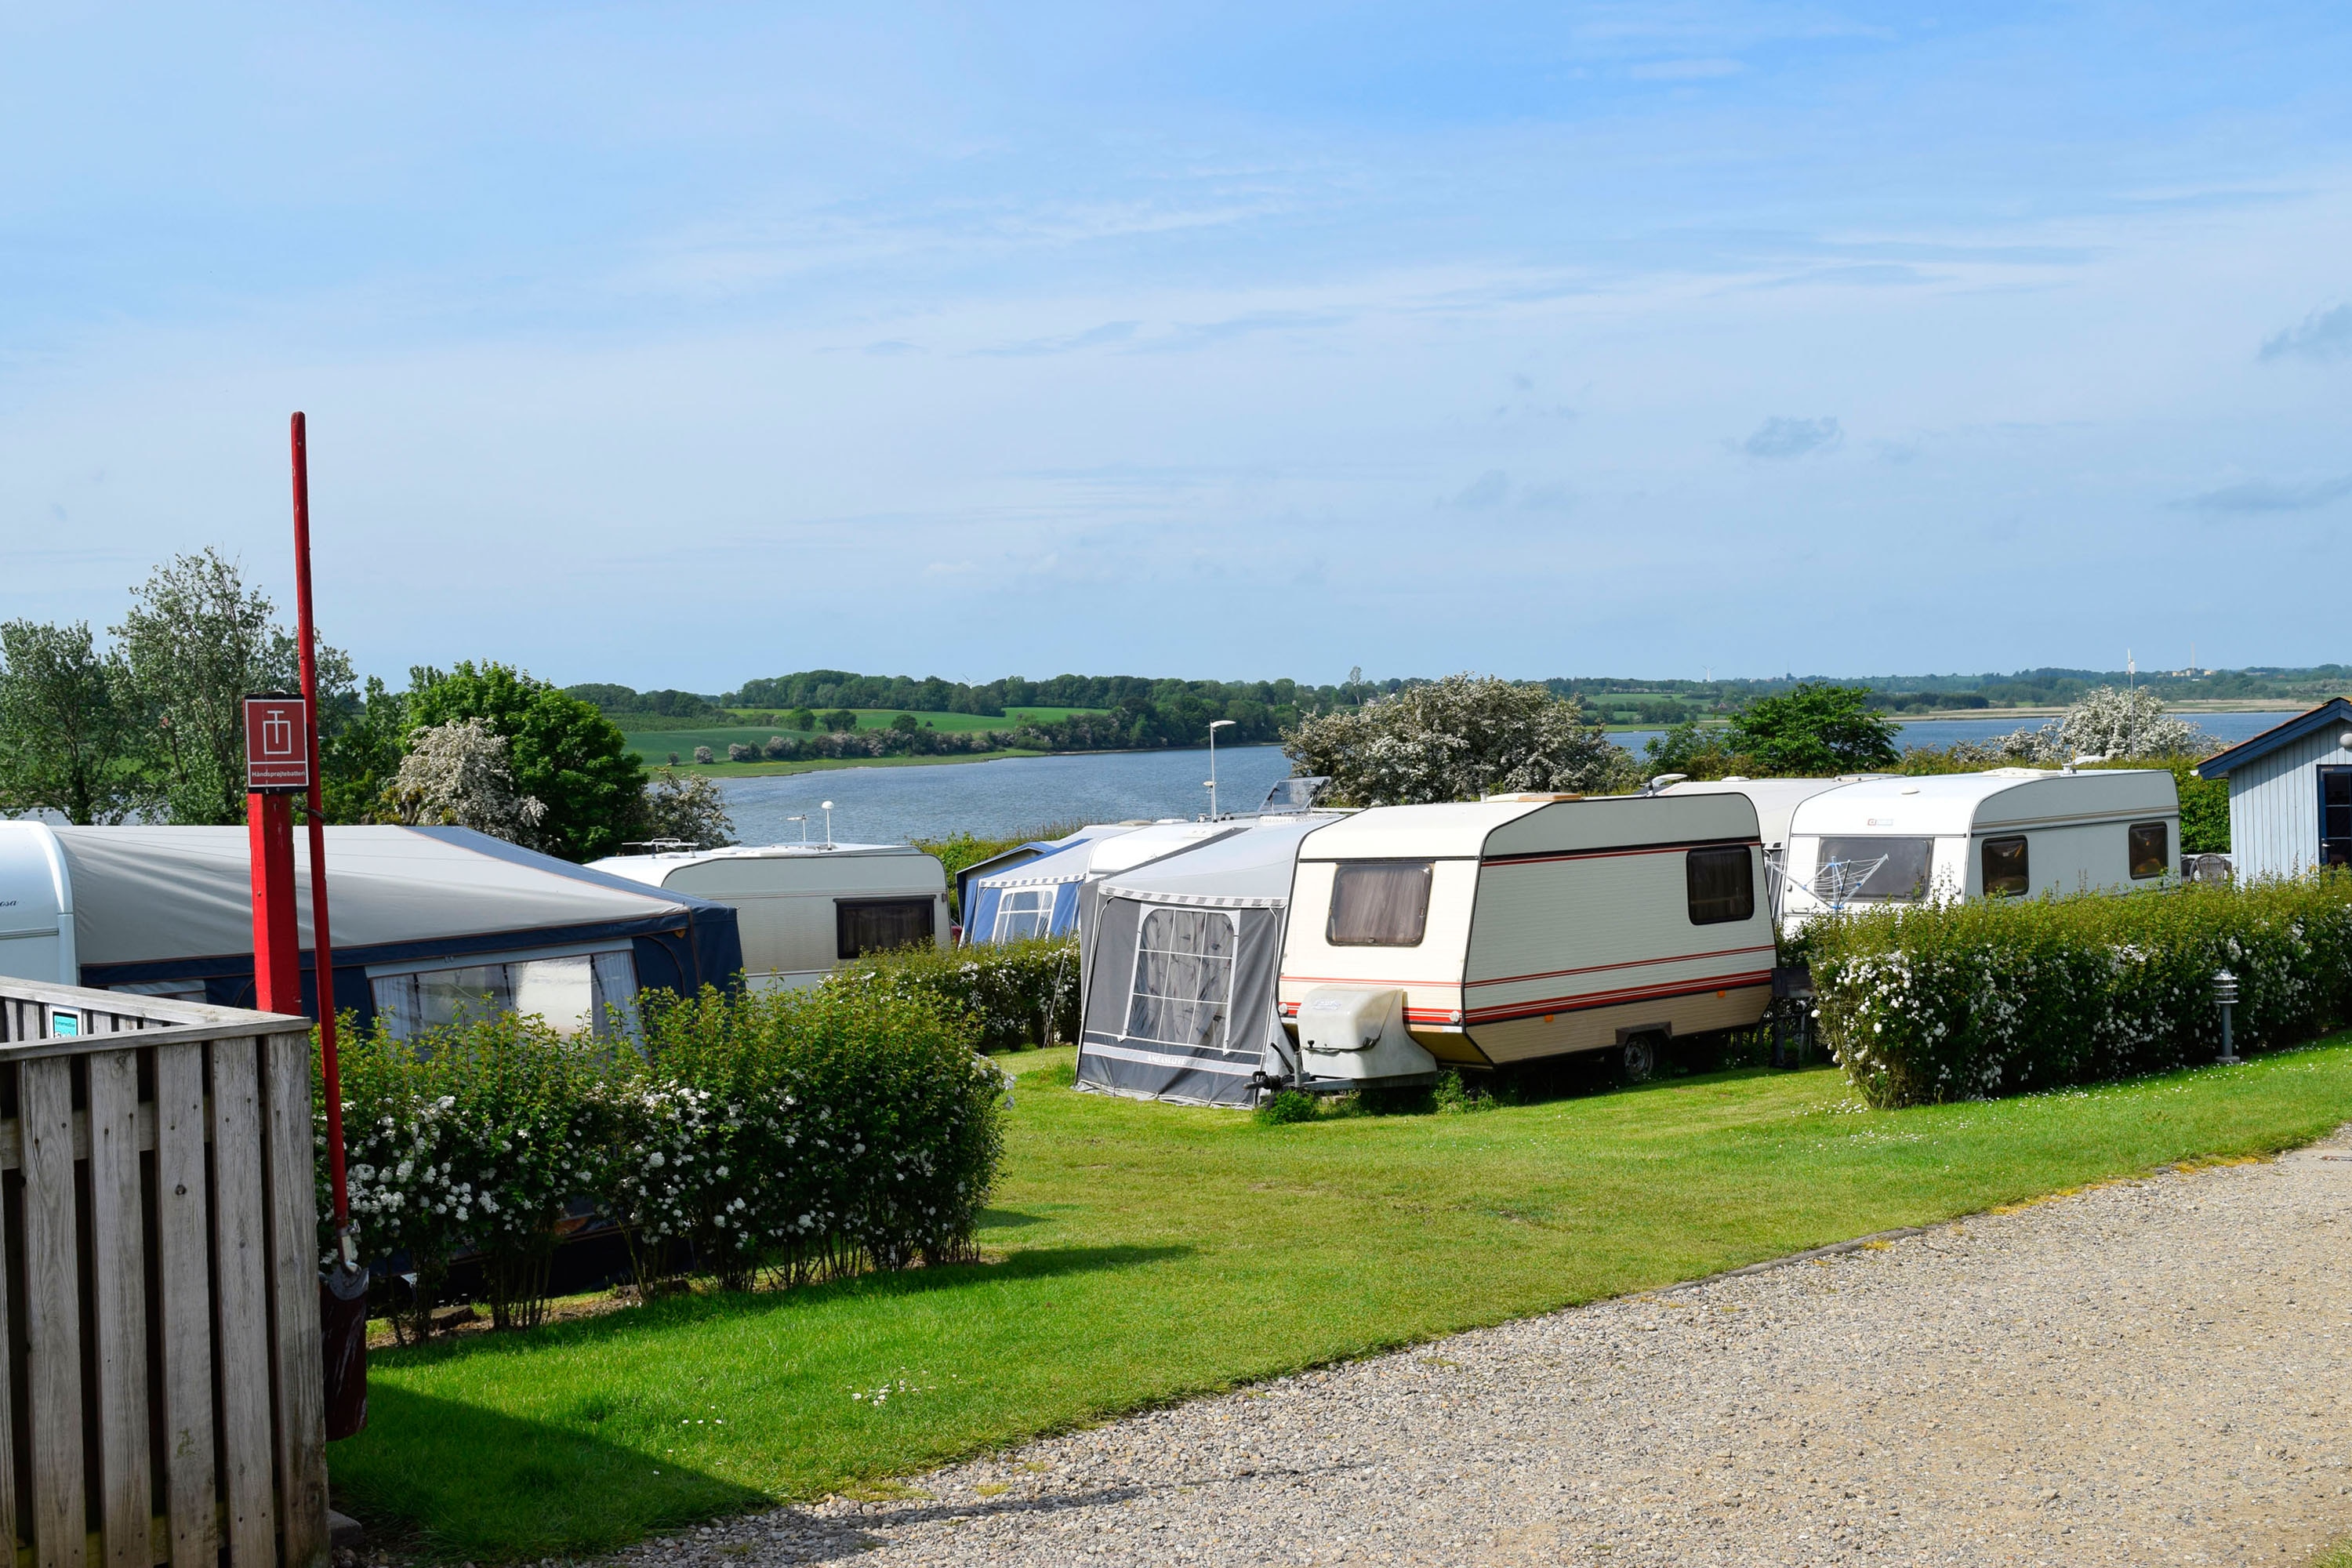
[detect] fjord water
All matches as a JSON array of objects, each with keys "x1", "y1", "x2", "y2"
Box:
[{"x1": 715, "y1": 712, "x2": 2286, "y2": 848}]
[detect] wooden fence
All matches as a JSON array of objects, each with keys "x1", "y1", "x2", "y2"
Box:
[{"x1": 0, "y1": 981, "x2": 328, "y2": 1568}]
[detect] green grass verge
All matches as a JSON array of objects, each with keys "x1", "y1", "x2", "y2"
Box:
[
  {"x1": 624, "y1": 708, "x2": 1102, "y2": 760},
  {"x1": 329, "y1": 1041, "x2": 2352, "y2": 1559}
]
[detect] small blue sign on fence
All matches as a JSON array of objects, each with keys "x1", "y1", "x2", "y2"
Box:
[{"x1": 50, "y1": 1011, "x2": 79, "y2": 1038}]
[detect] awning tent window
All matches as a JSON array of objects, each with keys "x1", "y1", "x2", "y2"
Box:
[
  {"x1": 370, "y1": 949, "x2": 639, "y2": 1041},
  {"x1": 991, "y1": 887, "x2": 1055, "y2": 942},
  {"x1": 1126, "y1": 907, "x2": 1238, "y2": 1052}
]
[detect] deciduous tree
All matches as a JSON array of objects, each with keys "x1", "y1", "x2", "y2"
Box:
[
  {"x1": 0, "y1": 619, "x2": 135, "y2": 823},
  {"x1": 408, "y1": 662, "x2": 644, "y2": 859}
]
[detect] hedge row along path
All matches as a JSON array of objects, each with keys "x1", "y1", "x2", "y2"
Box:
[{"x1": 615, "y1": 1127, "x2": 2352, "y2": 1567}]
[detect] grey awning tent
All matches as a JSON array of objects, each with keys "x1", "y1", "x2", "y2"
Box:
[
  {"x1": 0, "y1": 822, "x2": 742, "y2": 1028},
  {"x1": 1075, "y1": 816, "x2": 1337, "y2": 1107}
]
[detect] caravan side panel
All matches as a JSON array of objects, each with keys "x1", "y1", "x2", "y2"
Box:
[
  {"x1": 1461, "y1": 839, "x2": 1774, "y2": 1065},
  {"x1": 662, "y1": 854, "x2": 948, "y2": 989}
]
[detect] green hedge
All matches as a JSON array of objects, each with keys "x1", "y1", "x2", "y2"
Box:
[
  {"x1": 320, "y1": 985, "x2": 1007, "y2": 1338},
  {"x1": 1810, "y1": 873, "x2": 2352, "y2": 1108},
  {"x1": 827, "y1": 936, "x2": 1081, "y2": 1052}
]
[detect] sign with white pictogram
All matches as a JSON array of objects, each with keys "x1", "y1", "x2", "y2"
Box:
[{"x1": 244, "y1": 694, "x2": 311, "y2": 792}]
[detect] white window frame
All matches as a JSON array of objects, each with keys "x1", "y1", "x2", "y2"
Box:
[
  {"x1": 991, "y1": 886, "x2": 1058, "y2": 942},
  {"x1": 1124, "y1": 906, "x2": 1240, "y2": 1053}
]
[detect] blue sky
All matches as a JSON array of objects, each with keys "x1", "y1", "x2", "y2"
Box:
[{"x1": 5, "y1": 3, "x2": 2350, "y2": 691}]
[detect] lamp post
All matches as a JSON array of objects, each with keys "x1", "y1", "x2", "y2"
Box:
[
  {"x1": 1205, "y1": 719, "x2": 1236, "y2": 817},
  {"x1": 821, "y1": 800, "x2": 835, "y2": 848},
  {"x1": 785, "y1": 814, "x2": 808, "y2": 845},
  {"x1": 2213, "y1": 968, "x2": 2240, "y2": 1064}
]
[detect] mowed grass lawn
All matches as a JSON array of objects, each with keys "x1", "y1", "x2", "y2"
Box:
[{"x1": 332, "y1": 1041, "x2": 2352, "y2": 1559}]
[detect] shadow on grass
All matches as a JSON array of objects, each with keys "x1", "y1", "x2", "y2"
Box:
[
  {"x1": 373, "y1": 1244, "x2": 1195, "y2": 1370},
  {"x1": 333, "y1": 1385, "x2": 768, "y2": 1561}
]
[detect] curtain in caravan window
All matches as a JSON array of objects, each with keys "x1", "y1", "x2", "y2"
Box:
[
  {"x1": 372, "y1": 949, "x2": 638, "y2": 1042},
  {"x1": 590, "y1": 949, "x2": 641, "y2": 1039},
  {"x1": 1327, "y1": 862, "x2": 1434, "y2": 946},
  {"x1": 1126, "y1": 907, "x2": 1237, "y2": 1051}
]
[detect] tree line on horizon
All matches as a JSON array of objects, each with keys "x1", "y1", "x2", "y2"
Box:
[{"x1": 575, "y1": 661, "x2": 2352, "y2": 733}]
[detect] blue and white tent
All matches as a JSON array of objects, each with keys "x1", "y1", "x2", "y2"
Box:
[
  {"x1": 954, "y1": 824, "x2": 1138, "y2": 942},
  {"x1": 964, "y1": 820, "x2": 1250, "y2": 945}
]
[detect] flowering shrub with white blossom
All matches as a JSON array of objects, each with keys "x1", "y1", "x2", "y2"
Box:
[
  {"x1": 829, "y1": 935, "x2": 1080, "y2": 1052},
  {"x1": 1809, "y1": 872, "x2": 2352, "y2": 1107},
  {"x1": 318, "y1": 984, "x2": 1007, "y2": 1336},
  {"x1": 326, "y1": 1010, "x2": 615, "y2": 1338}
]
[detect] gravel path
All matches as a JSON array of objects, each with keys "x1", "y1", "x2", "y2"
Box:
[{"x1": 618, "y1": 1130, "x2": 2352, "y2": 1567}]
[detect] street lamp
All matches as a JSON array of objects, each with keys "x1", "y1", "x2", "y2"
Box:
[
  {"x1": 821, "y1": 800, "x2": 835, "y2": 849},
  {"x1": 1206, "y1": 720, "x2": 1237, "y2": 817}
]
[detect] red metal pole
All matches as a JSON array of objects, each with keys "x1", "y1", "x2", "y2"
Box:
[
  {"x1": 292, "y1": 412, "x2": 352, "y2": 1247},
  {"x1": 248, "y1": 793, "x2": 302, "y2": 1011}
]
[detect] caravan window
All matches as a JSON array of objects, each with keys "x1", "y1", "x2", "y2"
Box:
[
  {"x1": 1327, "y1": 862, "x2": 1433, "y2": 946},
  {"x1": 2128, "y1": 822, "x2": 2169, "y2": 880},
  {"x1": 991, "y1": 887, "x2": 1056, "y2": 942},
  {"x1": 1127, "y1": 907, "x2": 1237, "y2": 1051},
  {"x1": 1686, "y1": 847, "x2": 1755, "y2": 924},
  {"x1": 371, "y1": 950, "x2": 638, "y2": 1043},
  {"x1": 1812, "y1": 837, "x2": 1936, "y2": 903},
  {"x1": 1981, "y1": 836, "x2": 2030, "y2": 897},
  {"x1": 837, "y1": 898, "x2": 937, "y2": 960}
]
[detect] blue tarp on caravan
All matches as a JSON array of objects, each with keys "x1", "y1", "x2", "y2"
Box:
[{"x1": 0, "y1": 822, "x2": 742, "y2": 1035}]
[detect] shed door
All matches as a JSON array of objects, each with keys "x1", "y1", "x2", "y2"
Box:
[{"x1": 2321, "y1": 768, "x2": 2352, "y2": 868}]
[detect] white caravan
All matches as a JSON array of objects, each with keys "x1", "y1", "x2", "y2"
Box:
[
  {"x1": 589, "y1": 843, "x2": 948, "y2": 990},
  {"x1": 1777, "y1": 768, "x2": 2180, "y2": 926},
  {"x1": 1277, "y1": 793, "x2": 1777, "y2": 1083},
  {"x1": 1655, "y1": 777, "x2": 1878, "y2": 921}
]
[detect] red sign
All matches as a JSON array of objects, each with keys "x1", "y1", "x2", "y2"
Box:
[{"x1": 243, "y1": 695, "x2": 311, "y2": 792}]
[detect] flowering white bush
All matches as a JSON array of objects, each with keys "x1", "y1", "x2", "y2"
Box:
[
  {"x1": 318, "y1": 983, "x2": 1007, "y2": 1335},
  {"x1": 1281, "y1": 673, "x2": 1635, "y2": 805},
  {"x1": 1940, "y1": 685, "x2": 2209, "y2": 768},
  {"x1": 377, "y1": 717, "x2": 550, "y2": 845},
  {"x1": 1809, "y1": 873, "x2": 2352, "y2": 1107}
]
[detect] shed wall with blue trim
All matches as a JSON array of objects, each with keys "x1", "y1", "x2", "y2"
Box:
[{"x1": 2195, "y1": 699, "x2": 2352, "y2": 880}]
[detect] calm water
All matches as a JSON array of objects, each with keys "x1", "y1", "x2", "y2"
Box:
[{"x1": 717, "y1": 711, "x2": 2288, "y2": 847}]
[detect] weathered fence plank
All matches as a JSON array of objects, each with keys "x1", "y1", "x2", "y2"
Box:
[
  {"x1": 264, "y1": 1029, "x2": 330, "y2": 1568},
  {"x1": 209, "y1": 1036, "x2": 278, "y2": 1568},
  {"x1": 86, "y1": 1047, "x2": 151, "y2": 1568},
  {"x1": 153, "y1": 1040, "x2": 218, "y2": 1568},
  {"x1": 20, "y1": 1056, "x2": 84, "y2": 1568}
]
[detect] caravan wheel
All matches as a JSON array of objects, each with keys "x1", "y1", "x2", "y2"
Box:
[{"x1": 1617, "y1": 1034, "x2": 1661, "y2": 1085}]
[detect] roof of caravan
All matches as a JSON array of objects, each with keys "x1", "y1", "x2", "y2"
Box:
[
  {"x1": 1657, "y1": 778, "x2": 1864, "y2": 846},
  {"x1": 1297, "y1": 793, "x2": 1762, "y2": 860},
  {"x1": 953, "y1": 823, "x2": 1143, "y2": 890},
  {"x1": 9, "y1": 822, "x2": 723, "y2": 967},
  {"x1": 974, "y1": 818, "x2": 1273, "y2": 893},
  {"x1": 1094, "y1": 815, "x2": 1344, "y2": 907},
  {"x1": 1785, "y1": 768, "x2": 2179, "y2": 838},
  {"x1": 591, "y1": 840, "x2": 931, "y2": 887}
]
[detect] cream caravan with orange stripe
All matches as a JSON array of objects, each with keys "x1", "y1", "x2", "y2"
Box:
[{"x1": 1279, "y1": 793, "x2": 1776, "y2": 1072}]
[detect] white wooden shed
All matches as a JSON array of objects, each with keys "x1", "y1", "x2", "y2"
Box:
[{"x1": 2192, "y1": 698, "x2": 2352, "y2": 878}]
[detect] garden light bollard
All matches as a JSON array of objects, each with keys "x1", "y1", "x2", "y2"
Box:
[{"x1": 2213, "y1": 967, "x2": 2239, "y2": 1064}]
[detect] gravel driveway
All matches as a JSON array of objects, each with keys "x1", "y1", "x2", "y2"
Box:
[{"x1": 619, "y1": 1129, "x2": 2352, "y2": 1567}]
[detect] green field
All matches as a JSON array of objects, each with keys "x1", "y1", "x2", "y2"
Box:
[
  {"x1": 623, "y1": 710, "x2": 1102, "y2": 769},
  {"x1": 328, "y1": 1041, "x2": 2352, "y2": 1559}
]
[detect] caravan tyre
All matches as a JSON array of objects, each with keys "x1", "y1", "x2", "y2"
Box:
[{"x1": 1617, "y1": 1034, "x2": 1660, "y2": 1085}]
